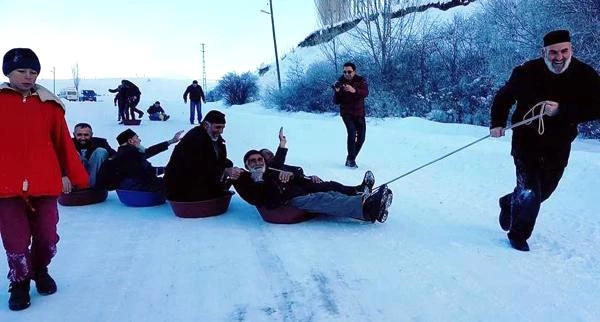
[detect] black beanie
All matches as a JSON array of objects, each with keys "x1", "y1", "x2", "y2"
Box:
[
  {"x1": 543, "y1": 30, "x2": 571, "y2": 47},
  {"x1": 117, "y1": 129, "x2": 137, "y2": 145},
  {"x1": 2, "y1": 48, "x2": 41, "y2": 76},
  {"x1": 203, "y1": 110, "x2": 226, "y2": 124},
  {"x1": 243, "y1": 149, "x2": 262, "y2": 167}
]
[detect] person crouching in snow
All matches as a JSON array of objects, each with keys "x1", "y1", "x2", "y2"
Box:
[
  {"x1": 0, "y1": 48, "x2": 89, "y2": 311},
  {"x1": 147, "y1": 101, "x2": 170, "y2": 121}
]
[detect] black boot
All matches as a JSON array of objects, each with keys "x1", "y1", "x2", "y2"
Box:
[
  {"x1": 33, "y1": 267, "x2": 57, "y2": 295},
  {"x1": 377, "y1": 187, "x2": 393, "y2": 223},
  {"x1": 509, "y1": 238, "x2": 530, "y2": 252},
  {"x1": 8, "y1": 280, "x2": 31, "y2": 311},
  {"x1": 355, "y1": 170, "x2": 375, "y2": 195},
  {"x1": 499, "y1": 195, "x2": 512, "y2": 231},
  {"x1": 362, "y1": 184, "x2": 390, "y2": 223}
]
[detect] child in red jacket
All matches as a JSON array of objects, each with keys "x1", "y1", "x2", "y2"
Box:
[{"x1": 0, "y1": 48, "x2": 89, "y2": 311}]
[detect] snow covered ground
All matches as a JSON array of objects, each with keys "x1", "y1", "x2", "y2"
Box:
[{"x1": 1, "y1": 86, "x2": 599, "y2": 322}]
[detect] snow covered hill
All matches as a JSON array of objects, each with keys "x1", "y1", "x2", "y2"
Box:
[{"x1": 1, "y1": 88, "x2": 599, "y2": 321}]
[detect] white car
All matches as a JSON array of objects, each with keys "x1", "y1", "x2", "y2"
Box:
[{"x1": 58, "y1": 88, "x2": 78, "y2": 101}]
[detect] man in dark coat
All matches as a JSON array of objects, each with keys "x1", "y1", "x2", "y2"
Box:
[
  {"x1": 71, "y1": 123, "x2": 117, "y2": 187},
  {"x1": 109, "y1": 80, "x2": 143, "y2": 122},
  {"x1": 490, "y1": 30, "x2": 600, "y2": 251},
  {"x1": 183, "y1": 80, "x2": 206, "y2": 124},
  {"x1": 259, "y1": 127, "x2": 374, "y2": 196},
  {"x1": 333, "y1": 62, "x2": 369, "y2": 168},
  {"x1": 111, "y1": 128, "x2": 183, "y2": 193},
  {"x1": 164, "y1": 110, "x2": 242, "y2": 201},
  {"x1": 232, "y1": 150, "x2": 391, "y2": 223},
  {"x1": 147, "y1": 101, "x2": 170, "y2": 121}
]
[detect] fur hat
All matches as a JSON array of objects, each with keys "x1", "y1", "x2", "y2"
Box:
[
  {"x1": 3, "y1": 48, "x2": 41, "y2": 76},
  {"x1": 243, "y1": 149, "x2": 262, "y2": 168},
  {"x1": 116, "y1": 129, "x2": 137, "y2": 145},
  {"x1": 203, "y1": 110, "x2": 226, "y2": 124},
  {"x1": 543, "y1": 30, "x2": 571, "y2": 47}
]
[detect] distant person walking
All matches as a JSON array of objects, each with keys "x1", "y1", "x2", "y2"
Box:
[
  {"x1": 0, "y1": 48, "x2": 89, "y2": 311},
  {"x1": 490, "y1": 30, "x2": 600, "y2": 252},
  {"x1": 183, "y1": 80, "x2": 206, "y2": 125},
  {"x1": 333, "y1": 62, "x2": 369, "y2": 168}
]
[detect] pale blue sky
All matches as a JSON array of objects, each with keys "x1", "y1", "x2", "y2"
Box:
[{"x1": 1, "y1": 1, "x2": 318, "y2": 81}]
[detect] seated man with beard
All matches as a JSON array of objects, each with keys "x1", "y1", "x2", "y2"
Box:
[
  {"x1": 70, "y1": 123, "x2": 117, "y2": 187},
  {"x1": 110, "y1": 128, "x2": 183, "y2": 193},
  {"x1": 233, "y1": 150, "x2": 392, "y2": 223}
]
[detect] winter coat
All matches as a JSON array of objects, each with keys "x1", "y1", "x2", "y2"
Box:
[
  {"x1": 164, "y1": 126, "x2": 233, "y2": 201},
  {"x1": 183, "y1": 84, "x2": 206, "y2": 102},
  {"x1": 0, "y1": 83, "x2": 89, "y2": 197},
  {"x1": 112, "y1": 142, "x2": 169, "y2": 192},
  {"x1": 333, "y1": 74, "x2": 369, "y2": 118},
  {"x1": 491, "y1": 57, "x2": 600, "y2": 168},
  {"x1": 72, "y1": 137, "x2": 117, "y2": 160}
]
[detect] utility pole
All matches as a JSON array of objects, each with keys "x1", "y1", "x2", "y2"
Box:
[
  {"x1": 262, "y1": 0, "x2": 281, "y2": 90},
  {"x1": 201, "y1": 43, "x2": 207, "y2": 90},
  {"x1": 52, "y1": 66, "x2": 56, "y2": 94}
]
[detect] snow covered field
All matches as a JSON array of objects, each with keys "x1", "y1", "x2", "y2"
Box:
[{"x1": 1, "y1": 86, "x2": 599, "y2": 321}]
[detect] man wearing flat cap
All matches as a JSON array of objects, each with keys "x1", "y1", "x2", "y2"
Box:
[
  {"x1": 0, "y1": 48, "x2": 89, "y2": 310},
  {"x1": 164, "y1": 110, "x2": 243, "y2": 202},
  {"x1": 108, "y1": 128, "x2": 183, "y2": 193},
  {"x1": 490, "y1": 30, "x2": 600, "y2": 251}
]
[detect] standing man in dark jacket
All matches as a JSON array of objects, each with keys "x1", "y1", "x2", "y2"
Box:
[
  {"x1": 112, "y1": 129, "x2": 183, "y2": 193},
  {"x1": 333, "y1": 62, "x2": 369, "y2": 168},
  {"x1": 71, "y1": 123, "x2": 117, "y2": 187},
  {"x1": 122, "y1": 79, "x2": 144, "y2": 120},
  {"x1": 490, "y1": 30, "x2": 600, "y2": 252},
  {"x1": 164, "y1": 110, "x2": 242, "y2": 201},
  {"x1": 183, "y1": 80, "x2": 206, "y2": 125}
]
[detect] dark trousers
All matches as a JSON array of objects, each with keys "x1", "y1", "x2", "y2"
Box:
[
  {"x1": 118, "y1": 103, "x2": 128, "y2": 121},
  {"x1": 189, "y1": 101, "x2": 202, "y2": 124},
  {"x1": 0, "y1": 197, "x2": 59, "y2": 282},
  {"x1": 342, "y1": 116, "x2": 366, "y2": 161},
  {"x1": 501, "y1": 158, "x2": 565, "y2": 241},
  {"x1": 128, "y1": 97, "x2": 143, "y2": 120},
  {"x1": 304, "y1": 181, "x2": 358, "y2": 196}
]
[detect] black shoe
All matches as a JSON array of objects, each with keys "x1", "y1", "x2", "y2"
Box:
[
  {"x1": 377, "y1": 188, "x2": 393, "y2": 223},
  {"x1": 164, "y1": 115, "x2": 170, "y2": 121},
  {"x1": 356, "y1": 170, "x2": 375, "y2": 194},
  {"x1": 509, "y1": 238, "x2": 530, "y2": 252},
  {"x1": 138, "y1": 112, "x2": 144, "y2": 118},
  {"x1": 345, "y1": 159, "x2": 358, "y2": 168},
  {"x1": 33, "y1": 268, "x2": 57, "y2": 295},
  {"x1": 8, "y1": 280, "x2": 30, "y2": 311},
  {"x1": 499, "y1": 196, "x2": 511, "y2": 231},
  {"x1": 362, "y1": 185, "x2": 390, "y2": 223}
]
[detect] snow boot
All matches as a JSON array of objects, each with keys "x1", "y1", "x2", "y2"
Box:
[
  {"x1": 8, "y1": 280, "x2": 30, "y2": 311},
  {"x1": 377, "y1": 187, "x2": 393, "y2": 223},
  {"x1": 356, "y1": 170, "x2": 375, "y2": 194},
  {"x1": 509, "y1": 238, "x2": 530, "y2": 252},
  {"x1": 345, "y1": 158, "x2": 358, "y2": 169},
  {"x1": 362, "y1": 185, "x2": 390, "y2": 223},
  {"x1": 499, "y1": 195, "x2": 512, "y2": 231},
  {"x1": 33, "y1": 267, "x2": 57, "y2": 295}
]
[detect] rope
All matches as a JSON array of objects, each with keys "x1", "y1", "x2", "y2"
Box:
[{"x1": 374, "y1": 102, "x2": 547, "y2": 190}]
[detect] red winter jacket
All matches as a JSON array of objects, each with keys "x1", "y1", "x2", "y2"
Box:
[{"x1": 0, "y1": 84, "x2": 89, "y2": 198}]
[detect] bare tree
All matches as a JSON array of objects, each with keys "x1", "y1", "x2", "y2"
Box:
[
  {"x1": 72, "y1": 63, "x2": 80, "y2": 93},
  {"x1": 352, "y1": 0, "x2": 416, "y2": 78},
  {"x1": 314, "y1": 0, "x2": 352, "y2": 73}
]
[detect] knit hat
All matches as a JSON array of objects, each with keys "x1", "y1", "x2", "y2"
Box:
[
  {"x1": 243, "y1": 149, "x2": 262, "y2": 167},
  {"x1": 203, "y1": 110, "x2": 226, "y2": 124},
  {"x1": 543, "y1": 30, "x2": 571, "y2": 47},
  {"x1": 117, "y1": 129, "x2": 137, "y2": 145},
  {"x1": 3, "y1": 48, "x2": 41, "y2": 76}
]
